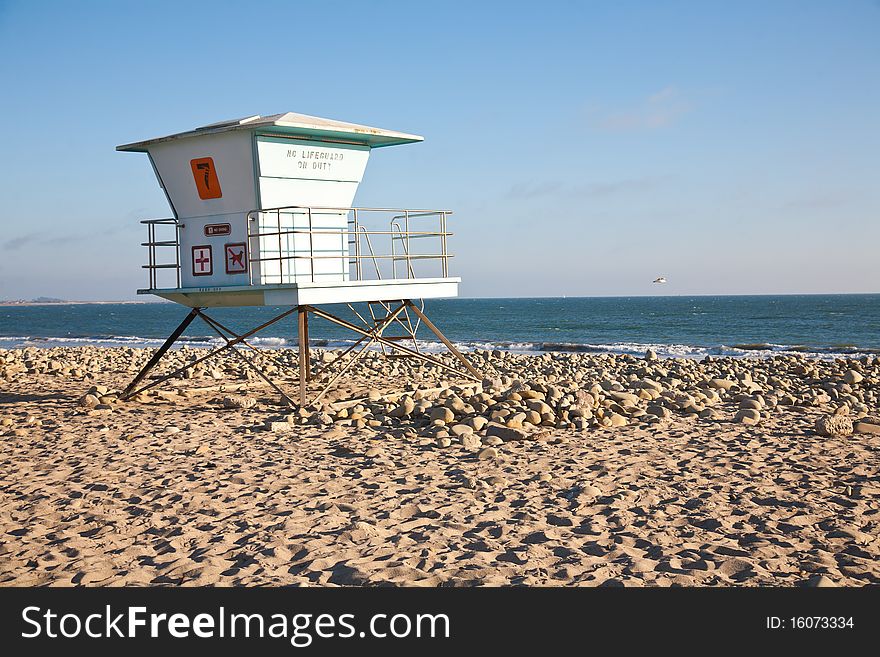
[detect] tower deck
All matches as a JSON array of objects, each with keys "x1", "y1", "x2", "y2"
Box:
[{"x1": 140, "y1": 276, "x2": 460, "y2": 308}]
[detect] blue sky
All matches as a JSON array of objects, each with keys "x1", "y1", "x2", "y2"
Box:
[{"x1": 0, "y1": 0, "x2": 877, "y2": 300}]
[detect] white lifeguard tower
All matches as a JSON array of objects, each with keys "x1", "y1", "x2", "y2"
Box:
[{"x1": 116, "y1": 112, "x2": 478, "y2": 406}]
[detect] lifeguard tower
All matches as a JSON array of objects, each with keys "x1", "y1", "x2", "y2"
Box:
[{"x1": 116, "y1": 112, "x2": 479, "y2": 406}]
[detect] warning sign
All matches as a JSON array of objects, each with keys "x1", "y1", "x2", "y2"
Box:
[
  {"x1": 190, "y1": 157, "x2": 222, "y2": 199},
  {"x1": 192, "y1": 245, "x2": 213, "y2": 276},
  {"x1": 225, "y1": 243, "x2": 247, "y2": 274}
]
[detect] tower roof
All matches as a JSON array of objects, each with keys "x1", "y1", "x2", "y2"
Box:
[{"x1": 117, "y1": 112, "x2": 424, "y2": 152}]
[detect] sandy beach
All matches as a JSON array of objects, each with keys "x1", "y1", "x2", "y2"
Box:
[{"x1": 1, "y1": 345, "x2": 878, "y2": 587}]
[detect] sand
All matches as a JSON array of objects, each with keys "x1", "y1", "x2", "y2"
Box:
[{"x1": 1, "y1": 346, "x2": 878, "y2": 586}]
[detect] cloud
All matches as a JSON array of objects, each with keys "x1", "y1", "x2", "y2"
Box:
[
  {"x1": 2, "y1": 233, "x2": 41, "y2": 251},
  {"x1": 2, "y1": 231, "x2": 88, "y2": 251},
  {"x1": 507, "y1": 181, "x2": 564, "y2": 199},
  {"x1": 593, "y1": 86, "x2": 692, "y2": 133}
]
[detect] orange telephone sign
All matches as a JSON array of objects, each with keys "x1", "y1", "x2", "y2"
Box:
[{"x1": 190, "y1": 157, "x2": 222, "y2": 199}]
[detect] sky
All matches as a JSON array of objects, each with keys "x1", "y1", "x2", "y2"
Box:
[{"x1": 0, "y1": 0, "x2": 878, "y2": 300}]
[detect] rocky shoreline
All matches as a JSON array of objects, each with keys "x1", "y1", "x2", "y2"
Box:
[{"x1": 1, "y1": 345, "x2": 878, "y2": 586}]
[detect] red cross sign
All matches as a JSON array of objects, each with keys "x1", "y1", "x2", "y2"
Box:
[
  {"x1": 192, "y1": 245, "x2": 213, "y2": 276},
  {"x1": 225, "y1": 243, "x2": 247, "y2": 274}
]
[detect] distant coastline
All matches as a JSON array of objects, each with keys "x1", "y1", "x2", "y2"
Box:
[{"x1": 0, "y1": 299, "x2": 160, "y2": 307}]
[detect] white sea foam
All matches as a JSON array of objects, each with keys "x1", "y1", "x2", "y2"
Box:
[{"x1": 0, "y1": 335, "x2": 875, "y2": 361}]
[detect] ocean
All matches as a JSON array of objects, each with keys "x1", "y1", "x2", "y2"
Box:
[{"x1": 1, "y1": 295, "x2": 878, "y2": 360}]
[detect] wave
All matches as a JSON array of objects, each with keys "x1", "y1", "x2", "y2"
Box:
[{"x1": 1, "y1": 334, "x2": 877, "y2": 360}]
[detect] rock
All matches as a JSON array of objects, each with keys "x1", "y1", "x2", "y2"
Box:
[
  {"x1": 608, "y1": 391, "x2": 639, "y2": 407},
  {"x1": 164, "y1": 425, "x2": 181, "y2": 434},
  {"x1": 428, "y1": 406, "x2": 455, "y2": 423},
  {"x1": 482, "y1": 436, "x2": 503, "y2": 447},
  {"x1": 644, "y1": 348, "x2": 658, "y2": 361},
  {"x1": 639, "y1": 378, "x2": 664, "y2": 392},
  {"x1": 814, "y1": 415, "x2": 853, "y2": 437},
  {"x1": 222, "y1": 395, "x2": 256, "y2": 410},
  {"x1": 449, "y1": 424, "x2": 473, "y2": 436},
  {"x1": 435, "y1": 437, "x2": 452, "y2": 448},
  {"x1": 607, "y1": 413, "x2": 627, "y2": 427},
  {"x1": 843, "y1": 370, "x2": 863, "y2": 385},
  {"x1": 364, "y1": 447, "x2": 382, "y2": 458},
  {"x1": 78, "y1": 394, "x2": 100, "y2": 409},
  {"x1": 699, "y1": 408, "x2": 720, "y2": 421},
  {"x1": 388, "y1": 397, "x2": 415, "y2": 418},
  {"x1": 482, "y1": 377, "x2": 502, "y2": 390},
  {"x1": 460, "y1": 435, "x2": 481, "y2": 450},
  {"x1": 646, "y1": 405, "x2": 671, "y2": 419},
  {"x1": 525, "y1": 399, "x2": 553, "y2": 415},
  {"x1": 484, "y1": 475, "x2": 507, "y2": 488},
  {"x1": 708, "y1": 379, "x2": 737, "y2": 391},
  {"x1": 485, "y1": 423, "x2": 529, "y2": 442},
  {"x1": 477, "y1": 447, "x2": 499, "y2": 460},
  {"x1": 738, "y1": 399, "x2": 762, "y2": 410},
  {"x1": 524, "y1": 410, "x2": 542, "y2": 426},
  {"x1": 268, "y1": 421, "x2": 292, "y2": 433},
  {"x1": 734, "y1": 409, "x2": 761, "y2": 425},
  {"x1": 506, "y1": 412, "x2": 527, "y2": 428},
  {"x1": 466, "y1": 416, "x2": 489, "y2": 431},
  {"x1": 853, "y1": 419, "x2": 880, "y2": 435}
]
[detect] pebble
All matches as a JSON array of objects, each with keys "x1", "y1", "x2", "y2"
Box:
[
  {"x1": 477, "y1": 447, "x2": 499, "y2": 460},
  {"x1": 428, "y1": 407, "x2": 454, "y2": 423},
  {"x1": 843, "y1": 370, "x2": 863, "y2": 385},
  {"x1": 388, "y1": 397, "x2": 415, "y2": 418},
  {"x1": 734, "y1": 409, "x2": 761, "y2": 425},
  {"x1": 460, "y1": 435, "x2": 481, "y2": 450},
  {"x1": 485, "y1": 423, "x2": 529, "y2": 442},
  {"x1": 222, "y1": 395, "x2": 257, "y2": 409},
  {"x1": 449, "y1": 424, "x2": 473, "y2": 436},
  {"x1": 814, "y1": 415, "x2": 853, "y2": 437}
]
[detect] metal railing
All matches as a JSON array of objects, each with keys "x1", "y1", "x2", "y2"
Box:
[
  {"x1": 138, "y1": 207, "x2": 452, "y2": 289},
  {"x1": 246, "y1": 206, "x2": 453, "y2": 285},
  {"x1": 141, "y1": 217, "x2": 180, "y2": 289}
]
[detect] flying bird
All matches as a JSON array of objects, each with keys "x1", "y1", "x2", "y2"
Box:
[{"x1": 653, "y1": 277, "x2": 667, "y2": 284}]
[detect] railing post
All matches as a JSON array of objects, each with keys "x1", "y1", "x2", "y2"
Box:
[
  {"x1": 307, "y1": 207, "x2": 315, "y2": 283},
  {"x1": 174, "y1": 220, "x2": 180, "y2": 288},
  {"x1": 404, "y1": 210, "x2": 411, "y2": 279},
  {"x1": 354, "y1": 209, "x2": 360, "y2": 281}
]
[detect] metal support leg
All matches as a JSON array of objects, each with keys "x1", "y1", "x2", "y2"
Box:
[
  {"x1": 308, "y1": 302, "x2": 408, "y2": 406},
  {"x1": 298, "y1": 307, "x2": 308, "y2": 406},
  {"x1": 119, "y1": 308, "x2": 199, "y2": 400},
  {"x1": 306, "y1": 304, "x2": 480, "y2": 382},
  {"x1": 302, "y1": 309, "x2": 311, "y2": 381},
  {"x1": 406, "y1": 301, "x2": 481, "y2": 379},
  {"x1": 122, "y1": 307, "x2": 298, "y2": 399},
  {"x1": 197, "y1": 313, "x2": 296, "y2": 407}
]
